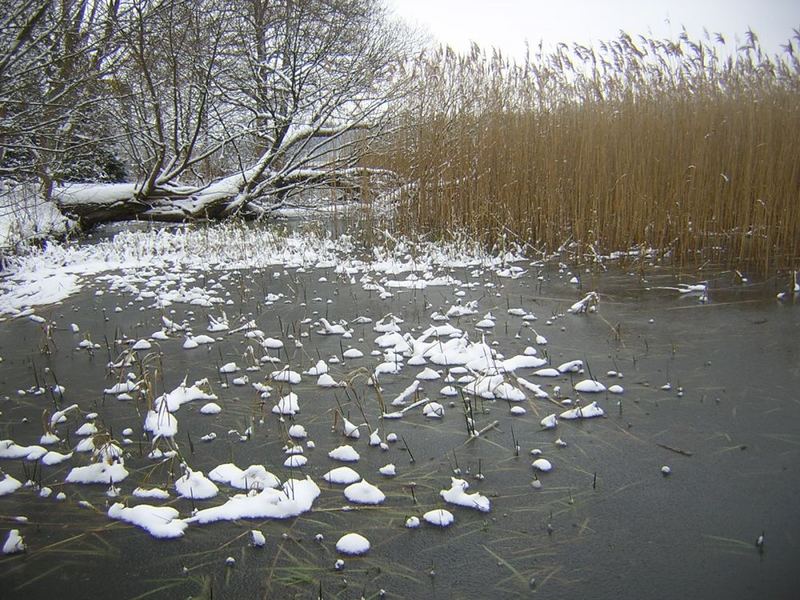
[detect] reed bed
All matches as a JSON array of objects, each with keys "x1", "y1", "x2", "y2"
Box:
[{"x1": 375, "y1": 29, "x2": 800, "y2": 273}]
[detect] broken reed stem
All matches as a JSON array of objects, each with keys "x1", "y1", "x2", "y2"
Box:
[
  {"x1": 401, "y1": 435, "x2": 415, "y2": 463},
  {"x1": 465, "y1": 420, "x2": 500, "y2": 443}
]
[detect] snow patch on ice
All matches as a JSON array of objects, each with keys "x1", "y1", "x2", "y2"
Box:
[{"x1": 108, "y1": 503, "x2": 187, "y2": 539}]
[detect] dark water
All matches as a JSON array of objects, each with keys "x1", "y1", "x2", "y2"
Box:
[{"x1": 0, "y1": 254, "x2": 798, "y2": 599}]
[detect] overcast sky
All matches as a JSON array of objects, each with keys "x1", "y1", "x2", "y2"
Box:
[{"x1": 387, "y1": 0, "x2": 799, "y2": 59}]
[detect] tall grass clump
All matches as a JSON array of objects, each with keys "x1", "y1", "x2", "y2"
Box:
[{"x1": 374, "y1": 29, "x2": 800, "y2": 273}]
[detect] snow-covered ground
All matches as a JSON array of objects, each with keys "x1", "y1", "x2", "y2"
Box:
[
  {"x1": 0, "y1": 181, "x2": 74, "y2": 254},
  {"x1": 0, "y1": 221, "x2": 521, "y2": 316}
]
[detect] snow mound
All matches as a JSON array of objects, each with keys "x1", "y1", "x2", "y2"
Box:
[
  {"x1": 323, "y1": 467, "x2": 361, "y2": 485},
  {"x1": 187, "y1": 477, "x2": 320, "y2": 523},
  {"x1": 2, "y1": 529, "x2": 26, "y2": 554},
  {"x1": 41, "y1": 450, "x2": 73, "y2": 465},
  {"x1": 440, "y1": 478, "x2": 490, "y2": 512},
  {"x1": 154, "y1": 378, "x2": 217, "y2": 412},
  {"x1": 0, "y1": 474, "x2": 22, "y2": 496},
  {"x1": 336, "y1": 533, "x2": 370, "y2": 555},
  {"x1": 305, "y1": 360, "x2": 328, "y2": 375},
  {"x1": 271, "y1": 368, "x2": 301, "y2": 384},
  {"x1": 66, "y1": 461, "x2": 129, "y2": 484},
  {"x1": 143, "y1": 409, "x2": 178, "y2": 437},
  {"x1": 133, "y1": 487, "x2": 170, "y2": 500},
  {"x1": 574, "y1": 379, "x2": 606, "y2": 393},
  {"x1": 317, "y1": 373, "x2": 344, "y2": 387},
  {"x1": 284, "y1": 455, "x2": 307, "y2": 468},
  {"x1": 540, "y1": 414, "x2": 558, "y2": 429},
  {"x1": 557, "y1": 360, "x2": 583, "y2": 373},
  {"x1": 423, "y1": 402, "x2": 445, "y2": 418},
  {"x1": 200, "y1": 402, "x2": 222, "y2": 415},
  {"x1": 423, "y1": 509, "x2": 455, "y2": 527},
  {"x1": 416, "y1": 367, "x2": 440, "y2": 380},
  {"x1": 0, "y1": 440, "x2": 47, "y2": 460},
  {"x1": 560, "y1": 401, "x2": 604, "y2": 420},
  {"x1": 379, "y1": 464, "x2": 396, "y2": 476},
  {"x1": 288, "y1": 424, "x2": 307, "y2": 439},
  {"x1": 343, "y1": 480, "x2": 385, "y2": 505},
  {"x1": 208, "y1": 464, "x2": 280, "y2": 490},
  {"x1": 405, "y1": 516, "x2": 420, "y2": 528},
  {"x1": 328, "y1": 445, "x2": 360, "y2": 462},
  {"x1": 533, "y1": 368, "x2": 560, "y2": 377},
  {"x1": 108, "y1": 503, "x2": 187, "y2": 539},
  {"x1": 272, "y1": 392, "x2": 300, "y2": 415},
  {"x1": 251, "y1": 529, "x2": 266, "y2": 547},
  {"x1": 175, "y1": 468, "x2": 218, "y2": 499}
]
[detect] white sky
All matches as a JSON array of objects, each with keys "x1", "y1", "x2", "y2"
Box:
[{"x1": 387, "y1": 0, "x2": 800, "y2": 59}]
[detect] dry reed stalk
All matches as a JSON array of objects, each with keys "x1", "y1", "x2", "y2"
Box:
[{"x1": 368, "y1": 29, "x2": 800, "y2": 274}]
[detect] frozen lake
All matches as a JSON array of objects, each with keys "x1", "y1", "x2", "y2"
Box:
[{"x1": 0, "y1": 221, "x2": 798, "y2": 598}]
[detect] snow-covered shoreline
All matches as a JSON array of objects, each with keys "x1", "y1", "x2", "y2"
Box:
[{"x1": 0, "y1": 221, "x2": 522, "y2": 316}]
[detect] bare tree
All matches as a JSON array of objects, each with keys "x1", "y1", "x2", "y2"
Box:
[
  {"x1": 64, "y1": 0, "x2": 239, "y2": 222},
  {"x1": 212, "y1": 0, "x2": 405, "y2": 215},
  {"x1": 0, "y1": 0, "x2": 123, "y2": 195},
  {"x1": 46, "y1": 0, "x2": 410, "y2": 226}
]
